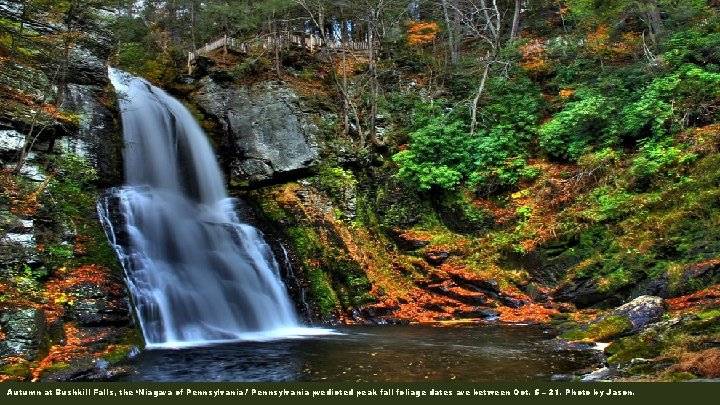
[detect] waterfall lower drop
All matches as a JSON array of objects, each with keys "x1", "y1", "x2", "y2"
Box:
[{"x1": 100, "y1": 68, "x2": 323, "y2": 348}]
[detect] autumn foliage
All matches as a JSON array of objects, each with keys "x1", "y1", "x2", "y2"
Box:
[
  {"x1": 519, "y1": 39, "x2": 551, "y2": 76},
  {"x1": 407, "y1": 21, "x2": 440, "y2": 46}
]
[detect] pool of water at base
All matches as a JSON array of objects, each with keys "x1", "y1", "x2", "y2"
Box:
[{"x1": 117, "y1": 324, "x2": 602, "y2": 382}]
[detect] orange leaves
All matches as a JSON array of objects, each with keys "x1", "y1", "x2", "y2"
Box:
[
  {"x1": 495, "y1": 303, "x2": 557, "y2": 323},
  {"x1": 519, "y1": 39, "x2": 552, "y2": 77},
  {"x1": 42, "y1": 264, "x2": 119, "y2": 323},
  {"x1": 0, "y1": 169, "x2": 41, "y2": 216},
  {"x1": 559, "y1": 89, "x2": 574, "y2": 99},
  {"x1": 586, "y1": 24, "x2": 610, "y2": 54},
  {"x1": 667, "y1": 284, "x2": 720, "y2": 313},
  {"x1": 31, "y1": 323, "x2": 85, "y2": 381},
  {"x1": 672, "y1": 348, "x2": 720, "y2": 378},
  {"x1": 407, "y1": 21, "x2": 440, "y2": 46},
  {"x1": 584, "y1": 25, "x2": 640, "y2": 62}
]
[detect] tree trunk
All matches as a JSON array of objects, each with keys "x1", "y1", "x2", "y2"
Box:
[
  {"x1": 479, "y1": 0, "x2": 498, "y2": 41},
  {"x1": 510, "y1": 0, "x2": 521, "y2": 41},
  {"x1": 273, "y1": 14, "x2": 281, "y2": 79},
  {"x1": 190, "y1": 1, "x2": 197, "y2": 50},
  {"x1": 367, "y1": 13, "x2": 379, "y2": 146},
  {"x1": 470, "y1": 59, "x2": 490, "y2": 137},
  {"x1": 441, "y1": 0, "x2": 458, "y2": 65},
  {"x1": 642, "y1": 0, "x2": 664, "y2": 43},
  {"x1": 342, "y1": 50, "x2": 350, "y2": 137}
]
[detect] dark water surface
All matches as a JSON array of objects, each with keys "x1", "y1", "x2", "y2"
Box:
[{"x1": 119, "y1": 324, "x2": 601, "y2": 382}]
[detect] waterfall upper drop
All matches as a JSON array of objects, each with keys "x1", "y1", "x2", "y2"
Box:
[{"x1": 100, "y1": 68, "x2": 301, "y2": 347}]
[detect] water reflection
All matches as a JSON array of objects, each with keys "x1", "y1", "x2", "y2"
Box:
[{"x1": 120, "y1": 324, "x2": 601, "y2": 382}]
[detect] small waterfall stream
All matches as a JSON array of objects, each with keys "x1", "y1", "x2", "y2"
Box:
[{"x1": 99, "y1": 68, "x2": 317, "y2": 347}]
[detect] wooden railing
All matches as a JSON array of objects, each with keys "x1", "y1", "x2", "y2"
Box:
[{"x1": 188, "y1": 34, "x2": 375, "y2": 73}]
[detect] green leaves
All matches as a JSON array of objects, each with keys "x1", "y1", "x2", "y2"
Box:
[
  {"x1": 392, "y1": 116, "x2": 468, "y2": 191},
  {"x1": 393, "y1": 75, "x2": 543, "y2": 193},
  {"x1": 540, "y1": 62, "x2": 720, "y2": 163},
  {"x1": 539, "y1": 93, "x2": 614, "y2": 161}
]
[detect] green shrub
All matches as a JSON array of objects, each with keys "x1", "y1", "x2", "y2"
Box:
[{"x1": 539, "y1": 92, "x2": 615, "y2": 161}]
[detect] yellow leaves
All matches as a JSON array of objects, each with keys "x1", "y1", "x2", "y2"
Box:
[
  {"x1": 50, "y1": 292, "x2": 75, "y2": 306},
  {"x1": 407, "y1": 20, "x2": 440, "y2": 46},
  {"x1": 511, "y1": 189, "x2": 530, "y2": 199}
]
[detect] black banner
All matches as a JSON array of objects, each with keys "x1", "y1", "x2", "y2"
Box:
[{"x1": 2, "y1": 382, "x2": 718, "y2": 404}]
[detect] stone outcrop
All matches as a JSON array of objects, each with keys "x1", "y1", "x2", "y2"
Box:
[
  {"x1": 609, "y1": 295, "x2": 666, "y2": 334},
  {"x1": 194, "y1": 78, "x2": 320, "y2": 185},
  {"x1": 0, "y1": 9, "x2": 130, "y2": 381},
  {"x1": 0, "y1": 308, "x2": 47, "y2": 362},
  {"x1": 58, "y1": 83, "x2": 122, "y2": 186}
]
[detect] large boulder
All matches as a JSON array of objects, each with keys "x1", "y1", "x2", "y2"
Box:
[
  {"x1": 610, "y1": 295, "x2": 666, "y2": 334},
  {"x1": 194, "y1": 78, "x2": 320, "y2": 185},
  {"x1": 560, "y1": 295, "x2": 666, "y2": 342},
  {"x1": 0, "y1": 308, "x2": 47, "y2": 362}
]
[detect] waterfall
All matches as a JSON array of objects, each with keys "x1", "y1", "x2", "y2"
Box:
[{"x1": 100, "y1": 68, "x2": 312, "y2": 348}]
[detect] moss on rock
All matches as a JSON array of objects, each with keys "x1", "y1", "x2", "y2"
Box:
[
  {"x1": 605, "y1": 330, "x2": 663, "y2": 365},
  {"x1": 560, "y1": 314, "x2": 633, "y2": 341}
]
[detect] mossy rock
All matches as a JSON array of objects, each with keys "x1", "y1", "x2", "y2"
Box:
[
  {"x1": 662, "y1": 371, "x2": 699, "y2": 382},
  {"x1": 560, "y1": 314, "x2": 634, "y2": 341},
  {"x1": 102, "y1": 345, "x2": 135, "y2": 363},
  {"x1": 306, "y1": 265, "x2": 340, "y2": 316},
  {"x1": 681, "y1": 314, "x2": 720, "y2": 335},
  {"x1": 1, "y1": 362, "x2": 31, "y2": 380},
  {"x1": 605, "y1": 330, "x2": 663, "y2": 366}
]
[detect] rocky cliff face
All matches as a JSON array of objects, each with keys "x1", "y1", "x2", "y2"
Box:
[
  {"x1": 0, "y1": 11, "x2": 133, "y2": 381},
  {"x1": 193, "y1": 77, "x2": 320, "y2": 185}
]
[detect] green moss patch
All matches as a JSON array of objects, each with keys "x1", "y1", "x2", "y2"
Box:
[{"x1": 560, "y1": 314, "x2": 633, "y2": 342}]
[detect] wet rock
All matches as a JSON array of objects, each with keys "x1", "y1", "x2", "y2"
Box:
[
  {"x1": 500, "y1": 296, "x2": 528, "y2": 308},
  {"x1": 353, "y1": 305, "x2": 399, "y2": 319},
  {"x1": 558, "y1": 302, "x2": 577, "y2": 313},
  {"x1": 0, "y1": 212, "x2": 39, "y2": 265},
  {"x1": 0, "y1": 129, "x2": 25, "y2": 158},
  {"x1": 454, "y1": 308, "x2": 500, "y2": 320},
  {"x1": 610, "y1": 295, "x2": 666, "y2": 334},
  {"x1": 0, "y1": 308, "x2": 47, "y2": 361},
  {"x1": 190, "y1": 56, "x2": 216, "y2": 77},
  {"x1": 630, "y1": 276, "x2": 670, "y2": 299},
  {"x1": 59, "y1": 83, "x2": 122, "y2": 186},
  {"x1": 422, "y1": 249, "x2": 450, "y2": 265},
  {"x1": 674, "y1": 260, "x2": 720, "y2": 297},
  {"x1": 388, "y1": 229, "x2": 429, "y2": 251},
  {"x1": 561, "y1": 296, "x2": 666, "y2": 343},
  {"x1": 194, "y1": 78, "x2": 320, "y2": 184},
  {"x1": 525, "y1": 283, "x2": 549, "y2": 302},
  {"x1": 66, "y1": 45, "x2": 110, "y2": 86},
  {"x1": 553, "y1": 277, "x2": 619, "y2": 308},
  {"x1": 67, "y1": 282, "x2": 130, "y2": 326},
  {"x1": 427, "y1": 284, "x2": 489, "y2": 306},
  {"x1": 580, "y1": 366, "x2": 616, "y2": 382},
  {"x1": 448, "y1": 274, "x2": 501, "y2": 294}
]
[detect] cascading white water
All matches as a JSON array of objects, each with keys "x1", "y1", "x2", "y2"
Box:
[{"x1": 100, "y1": 68, "x2": 314, "y2": 348}]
